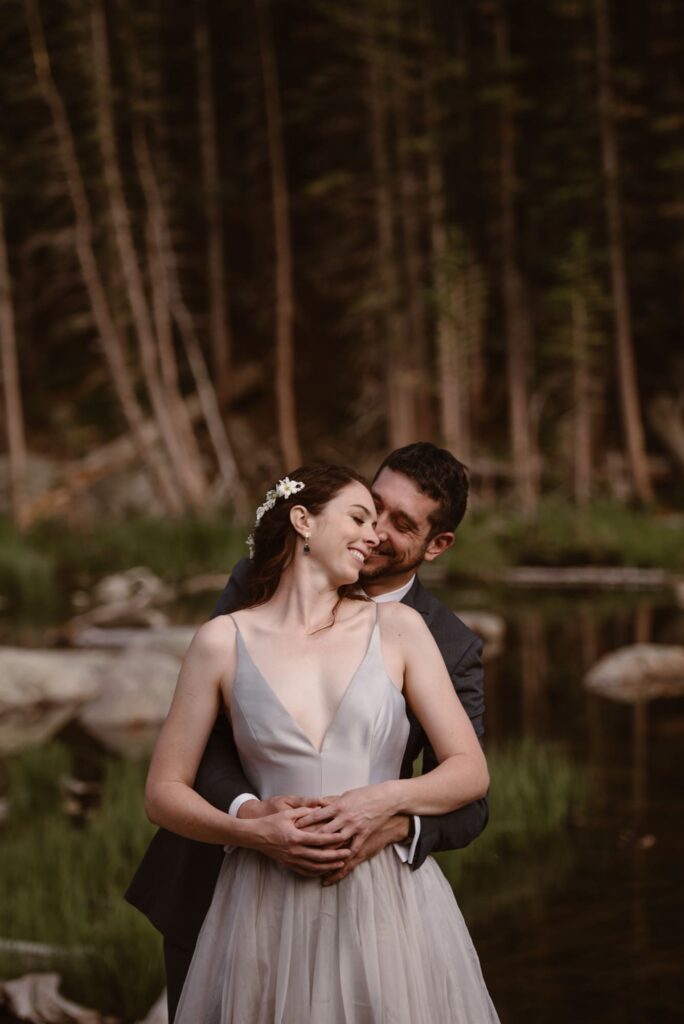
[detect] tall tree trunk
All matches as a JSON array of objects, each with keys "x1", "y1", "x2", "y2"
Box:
[
  {"x1": 24, "y1": 0, "x2": 183, "y2": 516},
  {"x1": 423, "y1": 57, "x2": 469, "y2": 460},
  {"x1": 0, "y1": 192, "x2": 28, "y2": 528},
  {"x1": 366, "y1": 3, "x2": 410, "y2": 448},
  {"x1": 393, "y1": 31, "x2": 431, "y2": 440},
  {"x1": 255, "y1": 0, "x2": 302, "y2": 468},
  {"x1": 90, "y1": 1, "x2": 207, "y2": 511},
  {"x1": 572, "y1": 292, "x2": 592, "y2": 506},
  {"x1": 195, "y1": 0, "x2": 232, "y2": 403},
  {"x1": 494, "y1": 4, "x2": 538, "y2": 513},
  {"x1": 594, "y1": 0, "x2": 653, "y2": 503}
]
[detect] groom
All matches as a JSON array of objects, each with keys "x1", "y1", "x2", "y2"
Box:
[{"x1": 126, "y1": 442, "x2": 488, "y2": 1020}]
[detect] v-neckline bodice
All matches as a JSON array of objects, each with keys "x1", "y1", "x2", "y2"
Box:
[{"x1": 231, "y1": 611, "x2": 379, "y2": 755}]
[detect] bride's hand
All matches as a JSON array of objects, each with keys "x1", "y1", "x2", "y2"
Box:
[
  {"x1": 294, "y1": 783, "x2": 399, "y2": 855},
  {"x1": 237, "y1": 795, "x2": 322, "y2": 819},
  {"x1": 249, "y1": 807, "x2": 353, "y2": 878}
]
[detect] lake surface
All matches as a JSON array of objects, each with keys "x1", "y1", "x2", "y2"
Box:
[
  {"x1": 1, "y1": 583, "x2": 683, "y2": 1022},
  {"x1": 440, "y1": 585, "x2": 684, "y2": 1023}
]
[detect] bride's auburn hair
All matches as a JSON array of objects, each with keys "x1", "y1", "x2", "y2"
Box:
[{"x1": 243, "y1": 464, "x2": 371, "y2": 609}]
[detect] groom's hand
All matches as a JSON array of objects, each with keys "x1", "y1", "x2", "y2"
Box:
[{"x1": 321, "y1": 814, "x2": 411, "y2": 886}]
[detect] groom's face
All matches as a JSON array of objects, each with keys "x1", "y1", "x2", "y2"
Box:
[{"x1": 359, "y1": 468, "x2": 453, "y2": 585}]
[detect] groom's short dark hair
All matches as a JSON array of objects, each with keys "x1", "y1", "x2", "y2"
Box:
[{"x1": 373, "y1": 442, "x2": 469, "y2": 536}]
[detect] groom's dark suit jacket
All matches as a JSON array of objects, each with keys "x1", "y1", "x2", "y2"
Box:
[{"x1": 125, "y1": 558, "x2": 488, "y2": 951}]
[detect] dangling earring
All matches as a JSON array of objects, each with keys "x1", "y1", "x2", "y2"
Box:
[{"x1": 303, "y1": 534, "x2": 311, "y2": 554}]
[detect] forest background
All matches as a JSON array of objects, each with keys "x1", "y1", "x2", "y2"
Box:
[{"x1": 1, "y1": 0, "x2": 684, "y2": 587}]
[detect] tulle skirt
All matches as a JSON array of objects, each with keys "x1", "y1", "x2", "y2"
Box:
[{"x1": 174, "y1": 846, "x2": 500, "y2": 1024}]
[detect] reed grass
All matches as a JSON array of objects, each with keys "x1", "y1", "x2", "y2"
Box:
[
  {"x1": 0, "y1": 744, "x2": 163, "y2": 1021},
  {"x1": 437, "y1": 738, "x2": 585, "y2": 894}
]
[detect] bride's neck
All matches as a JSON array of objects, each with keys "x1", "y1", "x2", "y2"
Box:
[{"x1": 267, "y1": 563, "x2": 342, "y2": 633}]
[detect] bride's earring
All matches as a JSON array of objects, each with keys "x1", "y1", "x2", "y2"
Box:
[{"x1": 303, "y1": 534, "x2": 311, "y2": 554}]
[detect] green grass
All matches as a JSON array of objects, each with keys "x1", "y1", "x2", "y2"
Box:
[
  {"x1": 448, "y1": 497, "x2": 684, "y2": 580},
  {"x1": 0, "y1": 744, "x2": 163, "y2": 1021},
  {"x1": 0, "y1": 499, "x2": 680, "y2": 614},
  {"x1": 437, "y1": 738, "x2": 585, "y2": 894}
]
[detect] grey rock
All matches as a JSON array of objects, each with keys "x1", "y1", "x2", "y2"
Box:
[{"x1": 584, "y1": 643, "x2": 684, "y2": 703}]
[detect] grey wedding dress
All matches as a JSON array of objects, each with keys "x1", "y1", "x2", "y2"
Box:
[{"x1": 174, "y1": 613, "x2": 500, "y2": 1024}]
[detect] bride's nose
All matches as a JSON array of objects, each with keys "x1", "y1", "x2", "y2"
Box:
[{"x1": 364, "y1": 525, "x2": 379, "y2": 549}]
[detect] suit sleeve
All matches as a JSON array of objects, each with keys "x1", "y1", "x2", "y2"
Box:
[
  {"x1": 193, "y1": 557, "x2": 256, "y2": 810},
  {"x1": 411, "y1": 637, "x2": 489, "y2": 869}
]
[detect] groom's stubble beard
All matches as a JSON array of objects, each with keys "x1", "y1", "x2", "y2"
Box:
[{"x1": 359, "y1": 538, "x2": 430, "y2": 584}]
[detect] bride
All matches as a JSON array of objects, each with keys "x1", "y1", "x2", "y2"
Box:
[{"x1": 145, "y1": 464, "x2": 499, "y2": 1023}]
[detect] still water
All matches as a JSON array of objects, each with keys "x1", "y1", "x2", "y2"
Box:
[
  {"x1": 443, "y1": 587, "x2": 684, "y2": 1024},
  {"x1": 1, "y1": 585, "x2": 683, "y2": 1022}
]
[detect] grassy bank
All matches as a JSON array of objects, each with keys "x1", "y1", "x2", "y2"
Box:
[
  {"x1": 445, "y1": 497, "x2": 684, "y2": 581},
  {"x1": 0, "y1": 738, "x2": 583, "y2": 1020},
  {"x1": 0, "y1": 499, "x2": 681, "y2": 615}
]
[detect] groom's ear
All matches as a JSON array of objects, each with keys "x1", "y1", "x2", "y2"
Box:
[
  {"x1": 289, "y1": 504, "x2": 311, "y2": 538},
  {"x1": 423, "y1": 531, "x2": 455, "y2": 562}
]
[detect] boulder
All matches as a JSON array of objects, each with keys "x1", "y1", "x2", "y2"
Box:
[
  {"x1": 92, "y1": 567, "x2": 174, "y2": 608},
  {"x1": 584, "y1": 643, "x2": 684, "y2": 703},
  {"x1": 77, "y1": 649, "x2": 181, "y2": 758},
  {"x1": 0, "y1": 648, "x2": 111, "y2": 755},
  {"x1": 0, "y1": 649, "x2": 106, "y2": 711}
]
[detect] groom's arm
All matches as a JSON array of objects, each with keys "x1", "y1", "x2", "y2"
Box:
[{"x1": 411, "y1": 636, "x2": 488, "y2": 869}]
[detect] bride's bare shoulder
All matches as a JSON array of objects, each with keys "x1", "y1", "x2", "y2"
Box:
[
  {"x1": 190, "y1": 613, "x2": 238, "y2": 656},
  {"x1": 376, "y1": 601, "x2": 425, "y2": 636}
]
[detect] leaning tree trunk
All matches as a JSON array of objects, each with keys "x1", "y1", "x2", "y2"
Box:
[
  {"x1": 255, "y1": 0, "x2": 302, "y2": 468},
  {"x1": 494, "y1": 4, "x2": 538, "y2": 514},
  {"x1": 24, "y1": 0, "x2": 183, "y2": 516},
  {"x1": 129, "y1": 70, "x2": 247, "y2": 514},
  {"x1": 195, "y1": 0, "x2": 233, "y2": 404},
  {"x1": 90, "y1": 0, "x2": 208, "y2": 511},
  {"x1": 0, "y1": 191, "x2": 28, "y2": 528},
  {"x1": 594, "y1": 0, "x2": 653, "y2": 503}
]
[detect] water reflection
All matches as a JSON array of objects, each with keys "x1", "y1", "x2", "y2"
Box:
[{"x1": 433, "y1": 586, "x2": 684, "y2": 1023}]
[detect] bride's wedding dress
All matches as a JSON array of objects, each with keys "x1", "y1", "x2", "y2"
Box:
[{"x1": 174, "y1": 616, "x2": 500, "y2": 1023}]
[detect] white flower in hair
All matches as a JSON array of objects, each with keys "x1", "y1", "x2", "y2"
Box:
[
  {"x1": 275, "y1": 477, "x2": 305, "y2": 499},
  {"x1": 246, "y1": 476, "x2": 306, "y2": 558}
]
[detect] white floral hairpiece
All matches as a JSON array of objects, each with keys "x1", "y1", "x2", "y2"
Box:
[{"x1": 246, "y1": 476, "x2": 306, "y2": 558}]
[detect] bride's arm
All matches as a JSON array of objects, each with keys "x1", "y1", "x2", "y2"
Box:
[
  {"x1": 144, "y1": 618, "x2": 333, "y2": 855},
  {"x1": 388, "y1": 604, "x2": 489, "y2": 815},
  {"x1": 297, "y1": 604, "x2": 489, "y2": 843}
]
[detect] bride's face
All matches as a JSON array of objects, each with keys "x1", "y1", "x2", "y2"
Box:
[{"x1": 306, "y1": 482, "x2": 379, "y2": 585}]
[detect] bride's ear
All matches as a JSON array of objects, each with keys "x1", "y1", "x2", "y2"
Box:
[{"x1": 289, "y1": 504, "x2": 311, "y2": 540}]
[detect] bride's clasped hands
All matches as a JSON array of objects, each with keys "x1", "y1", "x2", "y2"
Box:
[{"x1": 235, "y1": 794, "x2": 354, "y2": 877}]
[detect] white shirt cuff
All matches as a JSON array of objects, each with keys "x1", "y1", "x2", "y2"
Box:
[
  {"x1": 224, "y1": 793, "x2": 259, "y2": 853},
  {"x1": 228, "y1": 792, "x2": 259, "y2": 818},
  {"x1": 392, "y1": 816, "x2": 421, "y2": 865}
]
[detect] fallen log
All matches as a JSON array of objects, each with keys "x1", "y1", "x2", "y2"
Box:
[{"x1": 496, "y1": 566, "x2": 680, "y2": 590}]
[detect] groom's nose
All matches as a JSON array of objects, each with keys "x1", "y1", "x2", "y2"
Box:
[{"x1": 374, "y1": 513, "x2": 389, "y2": 542}]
